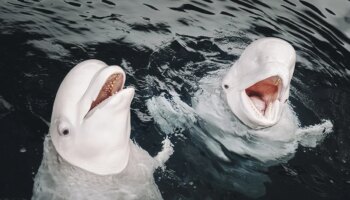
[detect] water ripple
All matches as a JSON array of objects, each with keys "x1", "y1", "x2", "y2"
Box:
[
  {"x1": 0, "y1": 0, "x2": 349, "y2": 199},
  {"x1": 170, "y1": 4, "x2": 215, "y2": 15}
]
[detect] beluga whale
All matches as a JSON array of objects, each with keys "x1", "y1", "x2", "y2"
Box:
[
  {"x1": 32, "y1": 59, "x2": 173, "y2": 200},
  {"x1": 222, "y1": 37, "x2": 296, "y2": 129},
  {"x1": 145, "y1": 36, "x2": 333, "y2": 197}
]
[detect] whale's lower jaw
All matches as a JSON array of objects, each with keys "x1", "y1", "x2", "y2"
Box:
[
  {"x1": 244, "y1": 76, "x2": 282, "y2": 118},
  {"x1": 223, "y1": 74, "x2": 289, "y2": 128},
  {"x1": 226, "y1": 89, "x2": 283, "y2": 129},
  {"x1": 242, "y1": 92, "x2": 283, "y2": 129}
]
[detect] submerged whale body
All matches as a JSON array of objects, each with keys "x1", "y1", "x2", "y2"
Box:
[
  {"x1": 222, "y1": 37, "x2": 296, "y2": 129},
  {"x1": 33, "y1": 60, "x2": 173, "y2": 200},
  {"x1": 33, "y1": 137, "x2": 167, "y2": 200}
]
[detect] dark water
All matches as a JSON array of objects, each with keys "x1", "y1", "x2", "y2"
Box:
[{"x1": 0, "y1": 0, "x2": 349, "y2": 199}]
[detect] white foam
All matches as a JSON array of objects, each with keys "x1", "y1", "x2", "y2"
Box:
[
  {"x1": 296, "y1": 119, "x2": 333, "y2": 147},
  {"x1": 146, "y1": 92, "x2": 197, "y2": 135},
  {"x1": 155, "y1": 137, "x2": 174, "y2": 170}
]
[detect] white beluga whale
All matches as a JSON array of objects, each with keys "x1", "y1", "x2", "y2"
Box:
[
  {"x1": 32, "y1": 59, "x2": 173, "y2": 200},
  {"x1": 222, "y1": 37, "x2": 296, "y2": 129}
]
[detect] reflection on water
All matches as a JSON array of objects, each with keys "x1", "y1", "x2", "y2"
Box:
[{"x1": 0, "y1": 0, "x2": 349, "y2": 199}]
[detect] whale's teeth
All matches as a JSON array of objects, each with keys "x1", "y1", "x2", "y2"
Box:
[
  {"x1": 248, "y1": 95, "x2": 277, "y2": 120},
  {"x1": 89, "y1": 72, "x2": 124, "y2": 111},
  {"x1": 249, "y1": 96, "x2": 264, "y2": 118},
  {"x1": 265, "y1": 102, "x2": 272, "y2": 119},
  {"x1": 250, "y1": 96, "x2": 265, "y2": 113}
]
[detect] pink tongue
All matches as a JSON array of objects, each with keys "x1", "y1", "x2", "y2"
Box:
[{"x1": 250, "y1": 96, "x2": 266, "y2": 114}]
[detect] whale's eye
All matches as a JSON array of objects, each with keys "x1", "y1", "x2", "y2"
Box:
[
  {"x1": 62, "y1": 129, "x2": 69, "y2": 135},
  {"x1": 224, "y1": 84, "x2": 229, "y2": 89},
  {"x1": 58, "y1": 121, "x2": 70, "y2": 136}
]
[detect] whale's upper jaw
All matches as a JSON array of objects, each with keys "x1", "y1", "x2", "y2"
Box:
[
  {"x1": 222, "y1": 38, "x2": 296, "y2": 129},
  {"x1": 50, "y1": 60, "x2": 134, "y2": 175}
]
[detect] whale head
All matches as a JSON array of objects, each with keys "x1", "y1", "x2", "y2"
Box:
[
  {"x1": 222, "y1": 38, "x2": 296, "y2": 129},
  {"x1": 50, "y1": 59, "x2": 135, "y2": 175}
]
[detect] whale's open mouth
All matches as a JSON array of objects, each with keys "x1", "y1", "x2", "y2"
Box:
[
  {"x1": 245, "y1": 76, "x2": 282, "y2": 118},
  {"x1": 89, "y1": 73, "x2": 124, "y2": 111}
]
